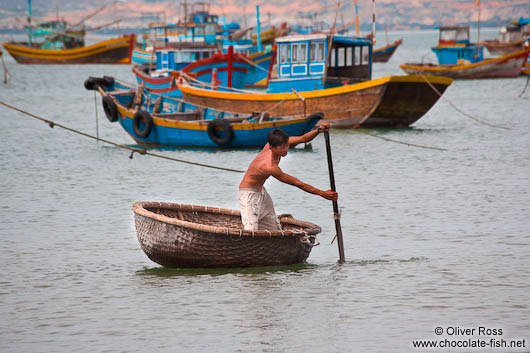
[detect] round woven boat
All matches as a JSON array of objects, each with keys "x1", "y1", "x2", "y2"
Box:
[{"x1": 132, "y1": 201, "x2": 322, "y2": 268}]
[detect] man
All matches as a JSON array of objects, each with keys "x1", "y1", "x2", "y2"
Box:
[{"x1": 238, "y1": 123, "x2": 338, "y2": 231}]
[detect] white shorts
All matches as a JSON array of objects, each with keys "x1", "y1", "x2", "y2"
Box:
[{"x1": 238, "y1": 187, "x2": 281, "y2": 231}]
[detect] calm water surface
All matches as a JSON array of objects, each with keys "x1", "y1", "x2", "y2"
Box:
[{"x1": 1, "y1": 30, "x2": 529, "y2": 352}]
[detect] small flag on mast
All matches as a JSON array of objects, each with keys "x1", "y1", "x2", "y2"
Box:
[{"x1": 474, "y1": 0, "x2": 480, "y2": 6}]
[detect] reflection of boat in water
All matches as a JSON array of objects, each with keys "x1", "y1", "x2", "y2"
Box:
[
  {"x1": 133, "y1": 201, "x2": 321, "y2": 268},
  {"x1": 178, "y1": 34, "x2": 452, "y2": 128},
  {"x1": 400, "y1": 26, "x2": 530, "y2": 79}
]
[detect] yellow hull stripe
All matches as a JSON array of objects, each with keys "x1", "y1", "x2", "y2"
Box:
[
  {"x1": 112, "y1": 99, "x2": 308, "y2": 131},
  {"x1": 178, "y1": 75, "x2": 453, "y2": 101}
]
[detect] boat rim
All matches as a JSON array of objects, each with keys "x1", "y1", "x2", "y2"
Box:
[{"x1": 132, "y1": 201, "x2": 322, "y2": 237}]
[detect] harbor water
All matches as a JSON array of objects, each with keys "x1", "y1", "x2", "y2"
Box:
[{"x1": 1, "y1": 30, "x2": 529, "y2": 352}]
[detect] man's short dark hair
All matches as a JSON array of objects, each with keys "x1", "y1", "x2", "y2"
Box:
[{"x1": 268, "y1": 129, "x2": 289, "y2": 147}]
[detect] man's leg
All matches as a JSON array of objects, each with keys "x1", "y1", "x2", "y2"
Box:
[
  {"x1": 238, "y1": 189, "x2": 261, "y2": 230},
  {"x1": 258, "y1": 188, "x2": 282, "y2": 230}
]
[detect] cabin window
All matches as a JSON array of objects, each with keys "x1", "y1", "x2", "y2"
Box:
[
  {"x1": 310, "y1": 42, "x2": 325, "y2": 62},
  {"x1": 291, "y1": 43, "x2": 308, "y2": 63},
  {"x1": 354, "y1": 47, "x2": 361, "y2": 65},
  {"x1": 330, "y1": 48, "x2": 336, "y2": 67},
  {"x1": 280, "y1": 44, "x2": 289, "y2": 64},
  {"x1": 346, "y1": 47, "x2": 352, "y2": 66},
  {"x1": 300, "y1": 43, "x2": 307, "y2": 62},
  {"x1": 337, "y1": 47, "x2": 345, "y2": 67}
]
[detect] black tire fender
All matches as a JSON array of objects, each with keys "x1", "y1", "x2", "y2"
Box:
[
  {"x1": 84, "y1": 76, "x2": 98, "y2": 90},
  {"x1": 102, "y1": 95, "x2": 119, "y2": 123},
  {"x1": 207, "y1": 119, "x2": 234, "y2": 146},
  {"x1": 133, "y1": 110, "x2": 153, "y2": 138}
]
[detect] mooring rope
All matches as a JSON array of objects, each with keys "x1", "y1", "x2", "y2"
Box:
[
  {"x1": 352, "y1": 129, "x2": 447, "y2": 151},
  {"x1": 419, "y1": 73, "x2": 511, "y2": 130},
  {"x1": 0, "y1": 100, "x2": 245, "y2": 173}
]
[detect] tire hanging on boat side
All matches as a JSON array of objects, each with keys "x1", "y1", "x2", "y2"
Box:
[
  {"x1": 102, "y1": 95, "x2": 119, "y2": 123},
  {"x1": 133, "y1": 110, "x2": 153, "y2": 138},
  {"x1": 207, "y1": 119, "x2": 234, "y2": 146}
]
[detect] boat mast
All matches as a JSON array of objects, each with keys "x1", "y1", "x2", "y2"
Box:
[
  {"x1": 353, "y1": 0, "x2": 360, "y2": 37},
  {"x1": 475, "y1": 0, "x2": 481, "y2": 44},
  {"x1": 256, "y1": 5, "x2": 262, "y2": 52},
  {"x1": 27, "y1": 0, "x2": 32, "y2": 45},
  {"x1": 371, "y1": 0, "x2": 375, "y2": 45}
]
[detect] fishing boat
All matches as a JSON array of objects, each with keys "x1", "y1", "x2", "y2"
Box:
[
  {"x1": 482, "y1": 18, "x2": 530, "y2": 55},
  {"x1": 132, "y1": 45, "x2": 276, "y2": 97},
  {"x1": 400, "y1": 26, "x2": 530, "y2": 79},
  {"x1": 2, "y1": 35, "x2": 135, "y2": 64},
  {"x1": 177, "y1": 34, "x2": 453, "y2": 128},
  {"x1": 372, "y1": 38, "x2": 402, "y2": 62},
  {"x1": 400, "y1": 48, "x2": 530, "y2": 79},
  {"x1": 2, "y1": 1, "x2": 134, "y2": 64},
  {"x1": 132, "y1": 201, "x2": 320, "y2": 268},
  {"x1": 84, "y1": 76, "x2": 321, "y2": 148}
]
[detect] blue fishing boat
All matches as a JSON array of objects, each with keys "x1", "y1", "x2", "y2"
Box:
[
  {"x1": 431, "y1": 26, "x2": 483, "y2": 65},
  {"x1": 84, "y1": 76, "x2": 321, "y2": 148},
  {"x1": 400, "y1": 25, "x2": 530, "y2": 79}
]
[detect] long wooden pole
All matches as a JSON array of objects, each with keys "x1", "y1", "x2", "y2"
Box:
[{"x1": 324, "y1": 131, "x2": 345, "y2": 263}]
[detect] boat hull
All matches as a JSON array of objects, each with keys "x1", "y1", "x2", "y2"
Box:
[
  {"x1": 96, "y1": 82, "x2": 320, "y2": 148},
  {"x1": 133, "y1": 202, "x2": 320, "y2": 268},
  {"x1": 400, "y1": 48, "x2": 530, "y2": 79},
  {"x1": 1, "y1": 36, "x2": 134, "y2": 64},
  {"x1": 483, "y1": 40, "x2": 524, "y2": 55},
  {"x1": 372, "y1": 39, "x2": 402, "y2": 63},
  {"x1": 178, "y1": 75, "x2": 453, "y2": 128}
]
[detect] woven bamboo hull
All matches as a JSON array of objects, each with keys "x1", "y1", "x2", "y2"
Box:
[
  {"x1": 1, "y1": 36, "x2": 134, "y2": 64},
  {"x1": 132, "y1": 202, "x2": 321, "y2": 268}
]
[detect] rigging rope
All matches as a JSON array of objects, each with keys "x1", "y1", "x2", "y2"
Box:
[
  {"x1": 419, "y1": 73, "x2": 511, "y2": 130},
  {"x1": 0, "y1": 100, "x2": 245, "y2": 174}
]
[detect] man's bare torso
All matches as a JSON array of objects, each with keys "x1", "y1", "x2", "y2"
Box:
[{"x1": 239, "y1": 144, "x2": 279, "y2": 189}]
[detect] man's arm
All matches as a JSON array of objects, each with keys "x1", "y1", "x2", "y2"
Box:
[
  {"x1": 269, "y1": 165, "x2": 338, "y2": 201},
  {"x1": 288, "y1": 121, "x2": 331, "y2": 146}
]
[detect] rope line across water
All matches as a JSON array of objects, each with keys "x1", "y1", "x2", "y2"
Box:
[{"x1": 0, "y1": 100, "x2": 245, "y2": 174}]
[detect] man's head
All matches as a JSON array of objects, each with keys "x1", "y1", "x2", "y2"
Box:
[
  {"x1": 268, "y1": 129, "x2": 289, "y2": 156},
  {"x1": 268, "y1": 129, "x2": 289, "y2": 147}
]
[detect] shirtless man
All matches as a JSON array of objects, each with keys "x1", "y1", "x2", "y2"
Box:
[{"x1": 238, "y1": 123, "x2": 338, "y2": 231}]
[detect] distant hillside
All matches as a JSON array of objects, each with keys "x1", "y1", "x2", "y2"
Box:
[{"x1": 0, "y1": 0, "x2": 528, "y2": 31}]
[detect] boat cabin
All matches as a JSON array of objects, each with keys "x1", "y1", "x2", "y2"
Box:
[
  {"x1": 432, "y1": 26, "x2": 483, "y2": 65},
  {"x1": 155, "y1": 43, "x2": 218, "y2": 71},
  {"x1": 267, "y1": 34, "x2": 372, "y2": 93}
]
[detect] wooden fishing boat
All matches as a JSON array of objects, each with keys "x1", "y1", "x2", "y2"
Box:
[
  {"x1": 400, "y1": 48, "x2": 530, "y2": 79},
  {"x1": 2, "y1": 35, "x2": 135, "y2": 64},
  {"x1": 482, "y1": 18, "x2": 529, "y2": 55},
  {"x1": 132, "y1": 201, "x2": 321, "y2": 268},
  {"x1": 132, "y1": 46, "x2": 275, "y2": 98},
  {"x1": 372, "y1": 39, "x2": 402, "y2": 62},
  {"x1": 85, "y1": 76, "x2": 321, "y2": 147},
  {"x1": 177, "y1": 34, "x2": 452, "y2": 128}
]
